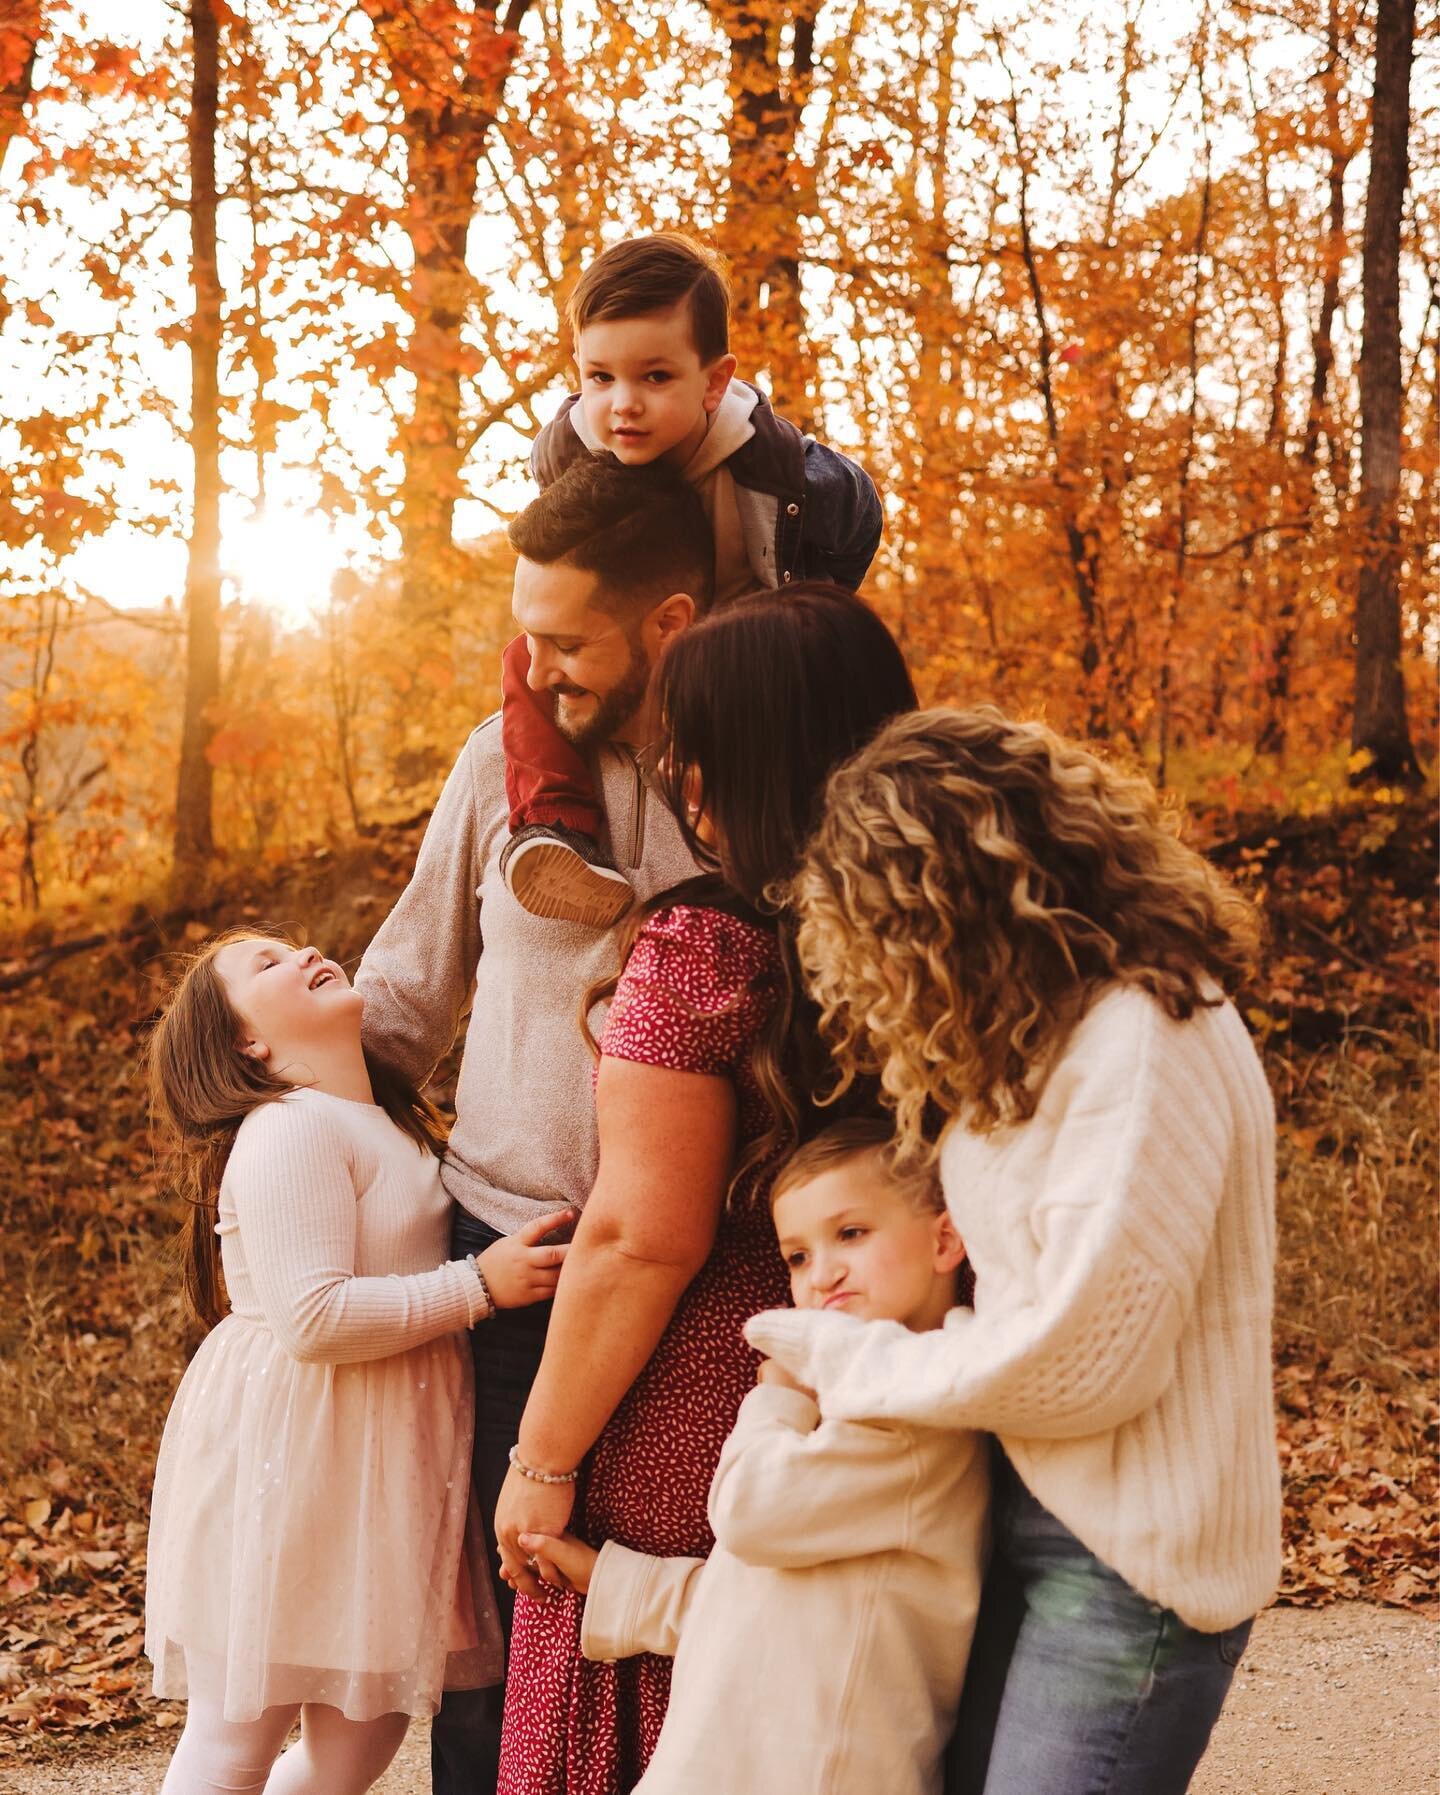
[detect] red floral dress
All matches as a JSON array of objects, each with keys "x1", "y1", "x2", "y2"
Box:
[{"x1": 498, "y1": 904, "x2": 791, "y2": 1795}]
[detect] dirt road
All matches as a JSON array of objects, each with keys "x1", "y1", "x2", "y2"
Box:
[{"x1": 3, "y1": 1603, "x2": 1434, "y2": 1794}]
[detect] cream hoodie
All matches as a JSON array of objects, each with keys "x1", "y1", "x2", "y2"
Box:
[
  {"x1": 750, "y1": 986, "x2": 1282, "y2": 1633},
  {"x1": 566, "y1": 382, "x2": 763, "y2": 600},
  {"x1": 581, "y1": 1383, "x2": 988, "y2": 1795}
]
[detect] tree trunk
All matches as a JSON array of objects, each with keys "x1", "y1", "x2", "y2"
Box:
[
  {"x1": 362, "y1": 0, "x2": 536, "y2": 622},
  {"x1": 712, "y1": 0, "x2": 817, "y2": 422},
  {"x1": 0, "y1": 1, "x2": 41, "y2": 171},
  {"x1": 999, "y1": 50, "x2": 1106, "y2": 735},
  {"x1": 1257, "y1": 0, "x2": 1349, "y2": 758},
  {"x1": 1157, "y1": 60, "x2": 1212, "y2": 789},
  {"x1": 1351, "y1": 0, "x2": 1419, "y2": 786},
  {"x1": 172, "y1": 0, "x2": 224, "y2": 899}
]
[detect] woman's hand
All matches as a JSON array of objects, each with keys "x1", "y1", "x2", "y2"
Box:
[
  {"x1": 479, "y1": 1209, "x2": 574, "y2": 1310},
  {"x1": 518, "y1": 1530, "x2": 598, "y2": 1596},
  {"x1": 494, "y1": 1462, "x2": 576, "y2": 1600}
]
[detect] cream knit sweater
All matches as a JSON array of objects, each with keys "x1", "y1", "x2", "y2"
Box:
[
  {"x1": 219, "y1": 1089, "x2": 491, "y2": 1361},
  {"x1": 749, "y1": 985, "x2": 1282, "y2": 1633}
]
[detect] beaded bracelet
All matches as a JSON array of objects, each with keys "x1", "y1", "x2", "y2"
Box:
[
  {"x1": 508, "y1": 1446, "x2": 579, "y2": 1486},
  {"x1": 465, "y1": 1253, "x2": 495, "y2": 1320}
]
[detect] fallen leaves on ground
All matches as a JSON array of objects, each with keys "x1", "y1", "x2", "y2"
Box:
[
  {"x1": 1, "y1": 798, "x2": 1435, "y2": 1753},
  {"x1": 1275, "y1": 1346, "x2": 1438, "y2": 1611}
]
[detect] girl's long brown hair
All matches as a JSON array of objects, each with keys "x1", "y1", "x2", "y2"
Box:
[
  {"x1": 147, "y1": 927, "x2": 446, "y2": 1330},
  {"x1": 793, "y1": 707, "x2": 1262, "y2": 1156},
  {"x1": 585, "y1": 583, "x2": 919, "y2": 1192}
]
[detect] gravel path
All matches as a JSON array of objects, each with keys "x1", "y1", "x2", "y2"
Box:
[{"x1": 3, "y1": 1603, "x2": 1434, "y2": 1794}]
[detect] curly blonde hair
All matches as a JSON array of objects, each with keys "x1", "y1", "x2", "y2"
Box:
[{"x1": 791, "y1": 707, "x2": 1261, "y2": 1156}]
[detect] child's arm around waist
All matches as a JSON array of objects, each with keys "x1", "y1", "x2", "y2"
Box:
[
  {"x1": 580, "y1": 1542, "x2": 707, "y2": 1663},
  {"x1": 228, "y1": 1101, "x2": 488, "y2": 1364},
  {"x1": 706, "y1": 1382, "x2": 926, "y2": 1569}
]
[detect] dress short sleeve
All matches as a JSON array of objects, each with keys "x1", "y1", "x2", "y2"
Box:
[{"x1": 600, "y1": 905, "x2": 780, "y2": 1077}]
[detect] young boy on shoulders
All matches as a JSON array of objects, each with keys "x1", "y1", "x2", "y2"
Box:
[
  {"x1": 502, "y1": 232, "x2": 884, "y2": 928},
  {"x1": 518, "y1": 1119, "x2": 987, "y2": 1795}
]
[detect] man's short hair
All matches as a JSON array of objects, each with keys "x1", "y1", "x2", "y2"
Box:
[
  {"x1": 566, "y1": 232, "x2": 730, "y2": 365},
  {"x1": 770, "y1": 1117, "x2": 944, "y2": 1215},
  {"x1": 508, "y1": 456, "x2": 715, "y2": 622}
]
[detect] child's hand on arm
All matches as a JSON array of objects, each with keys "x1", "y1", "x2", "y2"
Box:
[
  {"x1": 518, "y1": 1530, "x2": 598, "y2": 1595},
  {"x1": 479, "y1": 1210, "x2": 573, "y2": 1310},
  {"x1": 756, "y1": 1356, "x2": 815, "y2": 1399}
]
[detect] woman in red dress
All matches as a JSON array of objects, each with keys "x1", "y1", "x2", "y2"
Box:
[{"x1": 493, "y1": 584, "x2": 917, "y2": 1795}]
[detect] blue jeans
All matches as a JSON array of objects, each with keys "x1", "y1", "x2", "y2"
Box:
[
  {"x1": 431, "y1": 1211, "x2": 553, "y2": 1795},
  {"x1": 946, "y1": 1451, "x2": 1252, "y2": 1795}
]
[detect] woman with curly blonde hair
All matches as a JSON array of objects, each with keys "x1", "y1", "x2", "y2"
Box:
[{"x1": 748, "y1": 706, "x2": 1282, "y2": 1795}]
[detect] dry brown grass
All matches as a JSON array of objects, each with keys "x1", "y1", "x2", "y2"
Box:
[{"x1": 1270, "y1": 1028, "x2": 1439, "y2": 1363}]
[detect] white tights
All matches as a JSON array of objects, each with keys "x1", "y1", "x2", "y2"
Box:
[{"x1": 159, "y1": 1688, "x2": 408, "y2": 1795}]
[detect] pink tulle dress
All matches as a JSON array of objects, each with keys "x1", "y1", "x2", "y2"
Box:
[{"x1": 145, "y1": 1087, "x2": 503, "y2": 1722}]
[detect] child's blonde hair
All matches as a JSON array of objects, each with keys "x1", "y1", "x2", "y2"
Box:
[{"x1": 770, "y1": 1117, "x2": 943, "y2": 1216}]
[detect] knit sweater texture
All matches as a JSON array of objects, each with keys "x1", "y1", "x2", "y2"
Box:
[
  {"x1": 749, "y1": 985, "x2": 1282, "y2": 1633},
  {"x1": 219, "y1": 1089, "x2": 491, "y2": 1358}
]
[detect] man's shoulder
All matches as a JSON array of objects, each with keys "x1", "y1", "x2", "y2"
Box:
[{"x1": 450, "y1": 712, "x2": 504, "y2": 788}]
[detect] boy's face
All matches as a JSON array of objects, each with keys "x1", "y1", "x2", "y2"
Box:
[
  {"x1": 575, "y1": 303, "x2": 736, "y2": 469},
  {"x1": 772, "y1": 1153, "x2": 965, "y2": 1333}
]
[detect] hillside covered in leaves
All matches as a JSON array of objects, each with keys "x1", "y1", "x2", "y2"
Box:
[{"x1": 0, "y1": 788, "x2": 1435, "y2": 1751}]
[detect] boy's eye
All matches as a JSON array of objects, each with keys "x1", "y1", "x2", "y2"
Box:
[
  {"x1": 585, "y1": 370, "x2": 612, "y2": 384},
  {"x1": 644, "y1": 371, "x2": 673, "y2": 384},
  {"x1": 838, "y1": 1226, "x2": 867, "y2": 1242},
  {"x1": 783, "y1": 1251, "x2": 808, "y2": 1270}
]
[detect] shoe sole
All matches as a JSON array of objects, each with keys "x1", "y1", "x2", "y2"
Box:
[{"x1": 507, "y1": 841, "x2": 635, "y2": 929}]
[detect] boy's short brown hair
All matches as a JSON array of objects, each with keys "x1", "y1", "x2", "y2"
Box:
[
  {"x1": 770, "y1": 1117, "x2": 944, "y2": 1215},
  {"x1": 567, "y1": 232, "x2": 731, "y2": 365}
]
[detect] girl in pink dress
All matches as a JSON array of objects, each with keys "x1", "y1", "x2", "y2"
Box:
[
  {"x1": 494, "y1": 583, "x2": 918, "y2": 1795},
  {"x1": 145, "y1": 929, "x2": 568, "y2": 1795}
]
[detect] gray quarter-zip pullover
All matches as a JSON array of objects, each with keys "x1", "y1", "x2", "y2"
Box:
[{"x1": 357, "y1": 717, "x2": 701, "y2": 1234}]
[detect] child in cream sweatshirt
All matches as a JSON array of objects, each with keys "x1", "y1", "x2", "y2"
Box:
[{"x1": 518, "y1": 1120, "x2": 989, "y2": 1795}]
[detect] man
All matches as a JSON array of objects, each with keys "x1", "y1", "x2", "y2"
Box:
[{"x1": 357, "y1": 456, "x2": 711, "y2": 1793}]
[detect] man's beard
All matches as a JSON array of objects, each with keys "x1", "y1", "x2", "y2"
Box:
[{"x1": 554, "y1": 631, "x2": 652, "y2": 751}]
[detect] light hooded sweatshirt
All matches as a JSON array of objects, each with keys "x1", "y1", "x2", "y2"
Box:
[
  {"x1": 750, "y1": 985, "x2": 1283, "y2": 1634},
  {"x1": 580, "y1": 1383, "x2": 989, "y2": 1795}
]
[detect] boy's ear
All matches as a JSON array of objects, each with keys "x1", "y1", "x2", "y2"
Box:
[
  {"x1": 933, "y1": 1212, "x2": 966, "y2": 1276},
  {"x1": 703, "y1": 354, "x2": 737, "y2": 414}
]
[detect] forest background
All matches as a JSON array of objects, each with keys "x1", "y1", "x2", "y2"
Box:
[{"x1": 0, "y1": 0, "x2": 1436, "y2": 1753}]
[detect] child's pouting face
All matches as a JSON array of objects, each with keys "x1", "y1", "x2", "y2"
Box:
[
  {"x1": 214, "y1": 938, "x2": 360, "y2": 1065},
  {"x1": 575, "y1": 302, "x2": 735, "y2": 469},
  {"x1": 772, "y1": 1153, "x2": 965, "y2": 1334}
]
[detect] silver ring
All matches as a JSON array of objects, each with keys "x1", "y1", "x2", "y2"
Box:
[{"x1": 526, "y1": 1555, "x2": 539, "y2": 1571}]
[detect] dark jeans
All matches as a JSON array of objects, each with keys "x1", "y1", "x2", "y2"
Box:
[
  {"x1": 432, "y1": 1211, "x2": 553, "y2": 1795},
  {"x1": 946, "y1": 1451, "x2": 1252, "y2": 1795}
]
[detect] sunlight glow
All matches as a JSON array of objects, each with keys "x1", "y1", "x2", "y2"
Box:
[{"x1": 227, "y1": 510, "x2": 347, "y2": 628}]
